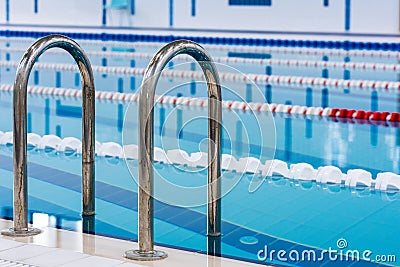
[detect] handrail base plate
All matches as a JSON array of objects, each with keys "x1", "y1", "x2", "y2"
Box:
[
  {"x1": 124, "y1": 249, "x2": 168, "y2": 261},
  {"x1": 1, "y1": 227, "x2": 42, "y2": 237}
]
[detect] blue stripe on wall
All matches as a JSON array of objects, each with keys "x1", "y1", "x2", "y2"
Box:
[
  {"x1": 229, "y1": 0, "x2": 271, "y2": 6},
  {"x1": 34, "y1": 0, "x2": 38, "y2": 13},
  {"x1": 169, "y1": 0, "x2": 173, "y2": 27},
  {"x1": 130, "y1": 0, "x2": 135, "y2": 15},
  {"x1": 323, "y1": 0, "x2": 329, "y2": 7},
  {"x1": 5, "y1": 0, "x2": 9, "y2": 22},
  {"x1": 345, "y1": 0, "x2": 351, "y2": 31},
  {"x1": 102, "y1": 0, "x2": 107, "y2": 26},
  {"x1": 191, "y1": 0, "x2": 196, "y2": 16}
]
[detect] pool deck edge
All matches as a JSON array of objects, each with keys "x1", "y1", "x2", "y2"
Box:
[{"x1": 0, "y1": 218, "x2": 269, "y2": 267}]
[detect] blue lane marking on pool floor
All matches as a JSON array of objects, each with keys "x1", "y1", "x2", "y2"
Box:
[
  {"x1": 56, "y1": 100, "x2": 82, "y2": 118},
  {"x1": 44, "y1": 99, "x2": 50, "y2": 135},
  {"x1": 0, "y1": 185, "x2": 136, "y2": 238}
]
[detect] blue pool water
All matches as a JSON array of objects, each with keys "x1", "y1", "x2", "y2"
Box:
[{"x1": 0, "y1": 37, "x2": 399, "y2": 266}]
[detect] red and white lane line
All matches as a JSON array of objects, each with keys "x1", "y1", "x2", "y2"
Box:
[
  {"x1": 0, "y1": 83, "x2": 399, "y2": 124},
  {"x1": 2, "y1": 37, "x2": 400, "y2": 59},
  {"x1": 3, "y1": 47, "x2": 400, "y2": 72},
  {"x1": 0, "y1": 130, "x2": 398, "y2": 192},
  {"x1": 1, "y1": 61, "x2": 399, "y2": 91}
]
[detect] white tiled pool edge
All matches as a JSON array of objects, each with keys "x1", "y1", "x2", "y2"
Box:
[{"x1": 0, "y1": 219, "x2": 268, "y2": 267}]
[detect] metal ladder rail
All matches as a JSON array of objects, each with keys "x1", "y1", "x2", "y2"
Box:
[
  {"x1": 1, "y1": 34, "x2": 96, "y2": 237},
  {"x1": 124, "y1": 40, "x2": 222, "y2": 261}
]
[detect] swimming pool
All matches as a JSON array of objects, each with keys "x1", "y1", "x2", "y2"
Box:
[{"x1": 0, "y1": 35, "x2": 399, "y2": 266}]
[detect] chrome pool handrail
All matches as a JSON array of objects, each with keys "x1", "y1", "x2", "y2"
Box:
[
  {"x1": 124, "y1": 40, "x2": 222, "y2": 261},
  {"x1": 1, "y1": 34, "x2": 96, "y2": 237}
]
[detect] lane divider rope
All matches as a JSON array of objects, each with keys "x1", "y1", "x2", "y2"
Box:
[
  {"x1": 1, "y1": 60, "x2": 399, "y2": 91},
  {"x1": 3, "y1": 47, "x2": 399, "y2": 72},
  {"x1": 3, "y1": 36, "x2": 400, "y2": 59},
  {"x1": 0, "y1": 83, "x2": 399, "y2": 124},
  {"x1": 0, "y1": 131, "x2": 398, "y2": 192}
]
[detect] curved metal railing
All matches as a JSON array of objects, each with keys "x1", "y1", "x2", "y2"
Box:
[
  {"x1": 124, "y1": 40, "x2": 223, "y2": 261},
  {"x1": 1, "y1": 34, "x2": 96, "y2": 237}
]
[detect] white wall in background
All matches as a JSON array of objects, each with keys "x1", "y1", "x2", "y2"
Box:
[
  {"x1": 7, "y1": 0, "x2": 102, "y2": 26},
  {"x1": 174, "y1": 0, "x2": 345, "y2": 32},
  {"x1": 1, "y1": 0, "x2": 399, "y2": 34},
  {"x1": 130, "y1": 0, "x2": 169, "y2": 28},
  {"x1": 351, "y1": 0, "x2": 399, "y2": 33},
  {"x1": 0, "y1": 0, "x2": 5, "y2": 23}
]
